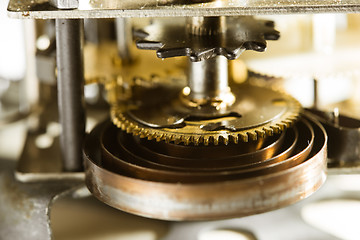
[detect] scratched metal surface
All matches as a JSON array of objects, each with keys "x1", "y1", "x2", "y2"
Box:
[
  {"x1": 8, "y1": 0, "x2": 360, "y2": 19},
  {"x1": 0, "y1": 159, "x2": 84, "y2": 240}
]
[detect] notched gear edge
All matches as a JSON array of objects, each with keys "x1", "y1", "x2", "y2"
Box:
[{"x1": 110, "y1": 88, "x2": 302, "y2": 146}]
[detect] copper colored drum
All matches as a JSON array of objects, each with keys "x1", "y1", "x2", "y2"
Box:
[{"x1": 84, "y1": 114, "x2": 327, "y2": 220}]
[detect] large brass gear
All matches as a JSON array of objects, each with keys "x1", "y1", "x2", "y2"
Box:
[{"x1": 111, "y1": 82, "x2": 302, "y2": 145}]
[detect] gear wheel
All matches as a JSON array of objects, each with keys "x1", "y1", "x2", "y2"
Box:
[
  {"x1": 110, "y1": 16, "x2": 300, "y2": 145},
  {"x1": 111, "y1": 83, "x2": 302, "y2": 145},
  {"x1": 135, "y1": 16, "x2": 279, "y2": 62}
]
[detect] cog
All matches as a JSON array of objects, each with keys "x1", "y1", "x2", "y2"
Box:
[
  {"x1": 135, "y1": 16, "x2": 280, "y2": 62},
  {"x1": 111, "y1": 83, "x2": 302, "y2": 145}
]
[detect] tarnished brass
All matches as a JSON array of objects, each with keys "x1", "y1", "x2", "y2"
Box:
[
  {"x1": 111, "y1": 83, "x2": 301, "y2": 145},
  {"x1": 84, "y1": 42, "x2": 187, "y2": 86},
  {"x1": 109, "y1": 16, "x2": 301, "y2": 145},
  {"x1": 84, "y1": 114, "x2": 327, "y2": 220}
]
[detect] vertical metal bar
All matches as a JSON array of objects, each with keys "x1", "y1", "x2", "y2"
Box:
[
  {"x1": 188, "y1": 56, "x2": 229, "y2": 100},
  {"x1": 313, "y1": 78, "x2": 318, "y2": 109},
  {"x1": 187, "y1": 16, "x2": 226, "y2": 36},
  {"x1": 55, "y1": 19, "x2": 85, "y2": 172},
  {"x1": 115, "y1": 18, "x2": 133, "y2": 63}
]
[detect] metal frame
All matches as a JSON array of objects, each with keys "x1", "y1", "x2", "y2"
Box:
[{"x1": 8, "y1": 0, "x2": 360, "y2": 19}]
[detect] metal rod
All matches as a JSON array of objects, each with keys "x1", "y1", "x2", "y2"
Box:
[
  {"x1": 55, "y1": 19, "x2": 85, "y2": 172},
  {"x1": 313, "y1": 78, "x2": 318, "y2": 109},
  {"x1": 187, "y1": 16, "x2": 226, "y2": 36},
  {"x1": 115, "y1": 18, "x2": 133, "y2": 63},
  {"x1": 188, "y1": 56, "x2": 229, "y2": 101}
]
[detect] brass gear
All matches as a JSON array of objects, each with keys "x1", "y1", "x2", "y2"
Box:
[
  {"x1": 111, "y1": 83, "x2": 302, "y2": 145},
  {"x1": 108, "y1": 16, "x2": 300, "y2": 145}
]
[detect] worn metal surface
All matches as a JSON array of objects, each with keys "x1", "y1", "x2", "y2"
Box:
[
  {"x1": 115, "y1": 18, "x2": 133, "y2": 63},
  {"x1": 84, "y1": 114, "x2": 327, "y2": 220},
  {"x1": 187, "y1": 56, "x2": 231, "y2": 105},
  {"x1": 7, "y1": 0, "x2": 360, "y2": 19},
  {"x1": 306, "y1": 108, "x2": 360, "y2": 174},
  {"x1": 56, "y1": 19, "x2": 85, "y2": 171},
  {"x1": 136, "y1": 17, "x2": 279, "y2": 62},
  {"x1": 0, "y1": 159, "x2": 83, "y2": 240}
]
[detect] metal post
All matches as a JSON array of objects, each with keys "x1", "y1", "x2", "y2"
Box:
[
  {"x1": 313, "y1": 78, "x2": 318, "y2": 109},
  {"x1": 187, "y1": 16, "x2": 226, "y2": 36},
  {"x1": 115, "y1": 18, "x2": 133, "y2": 63},
  {"x1": 188, "y1": 56, "x2": 229, "y2": 101},
  {"x1": 55, "y1": 19, "x2": 85, "y2": 172}
]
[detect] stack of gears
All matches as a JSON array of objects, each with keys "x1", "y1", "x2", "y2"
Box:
[{"x1": 84, "y1": 16, "x2": 328, "y2": 220}]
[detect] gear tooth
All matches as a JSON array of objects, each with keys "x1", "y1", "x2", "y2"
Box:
[
  {"x1": 238, "y1": 132, "x2": 249, "y2": 142},
  {"x1": 155, "y1": 133, "x2": 164, "y2": 142},
  {"x1": 271, "y1": 125, "x2": 281, "y2": 134},
  {"x1": 277, "y1": 123, "x2": 287, "y2": 131},
  {"x1": 264, "y1": 127, "x2": 274, "y2": 136},
  {"x1": 132, "y1": 129, "x2": 140, "y2": 135},
  {"x1": 204, "y1": 136, "x2": 210, "y2": 146},
  {"x1": 162, "y1": 133, "x2": 169, "y2": 141},
  {"x1": 256, "y1": 129, "x2": 266, "y2": 138},
  {"x1": 183, "y1": 136, "x2": 191, "y2": 145},
  {"x1": 169, "y1": 134, "x2": 177, "y2": 143},
  {"x1": 283, "y1": 120, "x2": 293, "y2": 127},
  {"x1": 213, "y1": 136, "x2": 219, "y2": 145},
  {"x1": 126, "y1": 127, "x2": 133, "y2": 134},
  {"x1": 174, "y1": 139, "x2": 181, "y2": 145},
  {"x1": 193, "y1": 136, "x2": 201, "y2": 146},
  {"x1": 165, "y1": 133, "x2": 172, "y2": 139},
  {"x1": 147, "y1": 133, "x2": 156, "y2": 140},
  {"x1": 247, "y1": 131, "x2": 258, "y2": 141},
  {"x1": 287, "y1": 115, "x2": 298, "y2": 122},
  {"x1": 132, "y1": 126, "x2": 140, "y2": 134},
  {"x1": 230, "y1": 134, "x2": 239, "y2": 144},
  {"x1": 222, "y1": 135, "x2": 229, "y2": 145},
  {"x1": 140, "y1": 130, "x2": 148, "y2": 138}
]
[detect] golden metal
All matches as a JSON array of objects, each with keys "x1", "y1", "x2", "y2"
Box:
[
  {"x1": 111, "y1": 84, "x2": 301, "y2": 145},
  {"x1": 84, "y1": 42, "x2": 187, "y2": 86},
  {"x1": 84, "y1": 114, "x2": 327, "y2": 220},
  {"x1": 84, "y1": 42, "x2": 300, "y2": 145}
]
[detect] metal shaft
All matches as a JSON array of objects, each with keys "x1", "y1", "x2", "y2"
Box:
[
  {"x1": 188, "y1": 56, "x2": 229, "y2": 101},
  {"x1": 187, "y1": 16, "x2": 226, "y2": 36},
  {"x1": 313, "y1": 78, "x2": 318, "y2": 109},
  {"x1": 55, "y1": 19, "x2": 85, "y2": 172},
  {"x1": 115, "y1": 18, "x2": 133, "y2": 63}
]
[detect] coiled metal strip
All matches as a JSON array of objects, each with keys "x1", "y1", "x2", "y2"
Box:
[{"x1": 84, "y1": 114, "x2": 327, "y2": 220}]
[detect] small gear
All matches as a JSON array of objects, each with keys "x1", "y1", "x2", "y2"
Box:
[
  {"x1": 111, "y1": 83, "x2": 302, "y2": 145},
  {"x1": 135, "y1": 16, "x2": 279, "y2": 62}
]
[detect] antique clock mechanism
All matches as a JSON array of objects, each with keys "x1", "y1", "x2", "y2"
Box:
[
  {"x1": 84, "y1": 15, "x2": 326, "y2": 220},
  {"x1": 3, "y1": 0, "x2": 360, "y2": 238}
]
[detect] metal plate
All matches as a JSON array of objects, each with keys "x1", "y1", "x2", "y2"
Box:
[{"x1": 8, "y1": 0, "x2": 360, "y2": 19}]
